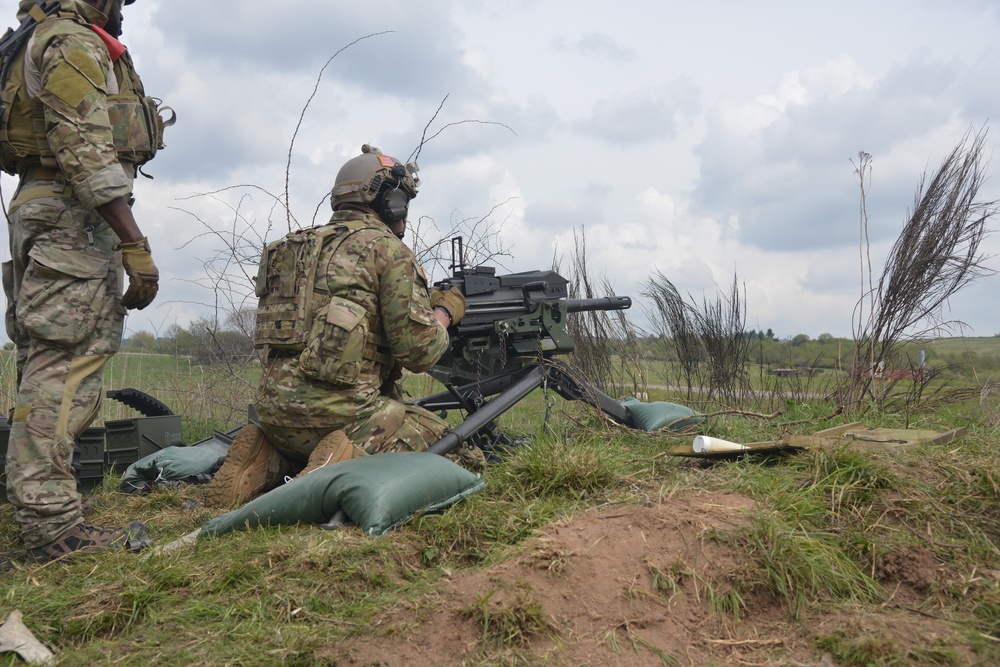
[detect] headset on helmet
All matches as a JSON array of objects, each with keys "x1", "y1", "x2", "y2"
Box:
[{"x1": 331, "y1": 144, "x2": 419, "y2": 224}]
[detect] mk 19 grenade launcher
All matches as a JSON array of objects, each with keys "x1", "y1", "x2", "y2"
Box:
[{"x1": 428, "y1": 237, "x2": 632, "y2": 384}]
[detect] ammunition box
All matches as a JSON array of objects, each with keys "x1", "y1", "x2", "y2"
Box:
[{"x1": 105, "y1": 415, "x2": 184, "y2": 473}]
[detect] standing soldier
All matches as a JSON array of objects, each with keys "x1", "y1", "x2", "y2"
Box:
[
  {"x1": 1, "y1": 0, "x2": 170, "y2": 561},
  {"x1": 206, "y1": 145, "x2": 481, "y2": 508}
]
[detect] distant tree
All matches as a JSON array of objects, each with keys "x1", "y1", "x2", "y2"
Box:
[
  {"x1": 167, "y1": 323, "x2": 199, "y2": 358},
  {"x1": 126, "y1": 330, "x2": 157, "y2": 352},
  {"x1": 184, "y1": 315, "x2": 254, "y2": 365},
  {"x1": 224, "y1": 306, "x2": 257, "y2": 341},
  {"x1": 164, "y1": 323, "x2": 185, "y2": 340},
  {"x1": 765, "y1": 328, "x2": 775, "y2": 340},
  {"x1": 791, "y1": 333, "x2": 811, "y2": 346},
  {"x1": 818, "y1": 333, "x2": 835, "y2": 344}
]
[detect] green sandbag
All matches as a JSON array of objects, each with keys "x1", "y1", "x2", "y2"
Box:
[
  {"x1": 201, "y1": 451, "x2": 486, "y2": 538},
  {"x1": 620, "y1": 397, "x2": 703, "y2": 432},
  {"x1": 120, "y1": 446, "x2": 220, "y2": 494}
]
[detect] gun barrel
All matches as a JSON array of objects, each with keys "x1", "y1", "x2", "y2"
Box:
[{"x1": 564, "y1": 296, "x2": 632, "y2": 313}]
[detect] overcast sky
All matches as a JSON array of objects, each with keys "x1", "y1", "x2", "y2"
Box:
[{"x1": 3, "y1": 0, "x2": 999, "y2": 341}]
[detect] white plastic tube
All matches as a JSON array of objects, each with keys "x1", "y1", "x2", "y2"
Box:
[{"x1": 693, "y1": 435, "x2": 748, "y2": 453}]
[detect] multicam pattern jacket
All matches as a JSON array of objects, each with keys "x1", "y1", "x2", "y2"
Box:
[
  {"x1": 255, "y1": 210, "x2": 449, "y2": 428},
  {"x1": 7, "y1": 0, "x2": 143, "y2": 207}
]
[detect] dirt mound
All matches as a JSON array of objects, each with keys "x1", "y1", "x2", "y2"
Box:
[
  {"x1": 335, "y1": 491, "x2": 972, "y2": 666},
  {"x1": 337, "y1": 492, "x2": 763, "y2": 665}
]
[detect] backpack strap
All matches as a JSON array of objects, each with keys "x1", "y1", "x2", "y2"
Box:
[{"x1": 0, "y1": 2, "x2": 61, "y2": 89}]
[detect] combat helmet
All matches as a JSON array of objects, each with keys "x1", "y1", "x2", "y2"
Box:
[{"x1": 331, "y1": 144, "x2": 419, "y2": 223}]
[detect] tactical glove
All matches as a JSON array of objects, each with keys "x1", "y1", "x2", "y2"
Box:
[
  {"x1": 116, "y1": 237, "x2": 159, "y2": 310},
  {"x1": 430, "y1": 286, "x2": 465, "y2": 325}
]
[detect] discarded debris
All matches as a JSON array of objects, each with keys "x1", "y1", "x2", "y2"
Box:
[
  {"x1": 671, "y1": 423, "x2": 967, "y2": 458},
  {"x1": 0, "y1": 611, "x2": 54, "y2": 666},
  {"x1": 692, "y1": 435, "x2": 748, "y2": 453},
  {"x1": 148, "y1": 529, "x2": 203, "y2": 557}
]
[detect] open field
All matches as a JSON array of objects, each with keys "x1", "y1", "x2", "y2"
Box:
[
  {"x1": 0, "y1": 353, "x2": 998, "y2": 666},
  {"x1": 0, "y1": 350, "x2": 259, "y2": 442},
  {"x1": 4, "y1": 335, "x2": 998, "y2": 439},
  {"x1": 918, "y1": 336, "x2": 1000, "y2": 357}
]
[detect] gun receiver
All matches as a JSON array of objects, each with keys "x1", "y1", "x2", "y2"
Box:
[
  {"x1": 429, "y1": 239, "x2": 631, "y2": 384},
  {"x1": 417, "y1": 237, "x2": 637, "y2": 458}
]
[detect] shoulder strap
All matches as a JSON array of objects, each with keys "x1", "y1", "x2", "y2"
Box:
[{"x1": 0, "y1": 2, "x2": 60, "y2": 89}]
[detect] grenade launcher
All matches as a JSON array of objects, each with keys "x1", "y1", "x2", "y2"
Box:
[{"x1": 416, "y1": 238, "x2": 638, "y2": 457}]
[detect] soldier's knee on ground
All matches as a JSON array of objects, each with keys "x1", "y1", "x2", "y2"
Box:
[
  {"x1": 294, "y1": 430, "x2": 366, "y2": 479},
  {"x1": 205, "y1": 424, "x2": 292, "y2": 508}
]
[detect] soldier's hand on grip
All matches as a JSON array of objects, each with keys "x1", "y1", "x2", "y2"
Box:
[
  {"x1": 116, "y1": 237, "x2": 159, "y2": 310},
  {"x1": 431, "y1": 286, "x2": 466, "y2": 325}
]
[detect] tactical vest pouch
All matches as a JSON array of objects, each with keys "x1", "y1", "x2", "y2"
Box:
[
  {"x1": 253, "y1": 243, "x2": 271, "y2": 299},
  {"x1": 0, "y1": 48, "x2": 39, "y2": 174},
  {"x1": 253, "y1": 235, "x2": 314, "y2": 351},
  {"x1": 106, "y1": 94, "x2": 171, "y2": 165},
  {"x1": 298, "y1": 296, "x2": 369, "y2": 387},
  {"x1": 253, "y1": 224, "x2": 348, "y2": 352}
]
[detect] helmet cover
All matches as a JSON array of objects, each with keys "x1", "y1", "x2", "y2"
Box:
[{"x1": 331, "y1": 144, "x2": 419, "y2": 215}]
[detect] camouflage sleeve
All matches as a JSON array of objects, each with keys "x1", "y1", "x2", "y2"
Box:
[
  {"x1": 375, "y1": 237, "x2": 449, "y2": 373},
  {"x1": 32, "y1": 25, "x2": 131, "y2": 208}
]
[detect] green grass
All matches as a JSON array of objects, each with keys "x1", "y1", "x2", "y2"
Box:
[
  {"x1": 0, "y1": 354, "x2": 998, "y2": 665},
  {"x1": 462, "y1": 585, "x2": 556, "y2": 650}
]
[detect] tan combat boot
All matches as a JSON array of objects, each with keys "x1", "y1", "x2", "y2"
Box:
[
  {"x1": 205, "y1": 424, "x2": 291, "y2": 508},
  {"x1": 293, "y1": 430, "x2": 365, "y2": 479}
]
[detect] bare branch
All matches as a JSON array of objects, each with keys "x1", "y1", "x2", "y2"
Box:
[
  {"x1": 410, "y1": 197, "x2": 519, "y2": 282},
  {"x1": 407, "y1": 94, "x2": 518, "y2": 165},
  {"x1": 284, "y1": 31, "x2": 393, "y2": 232}
]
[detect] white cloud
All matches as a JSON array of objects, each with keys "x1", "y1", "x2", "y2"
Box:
[{"x1": 3, "y1": 0, "x2": 999, "y2": 344}]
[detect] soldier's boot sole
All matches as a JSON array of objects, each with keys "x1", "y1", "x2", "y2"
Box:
[
  {"x1": 205, "y1": 424, "x2": 285, "y2": 508},
  {"x1": 293, "y1": 430, "x2": 365, "y2": 480}
]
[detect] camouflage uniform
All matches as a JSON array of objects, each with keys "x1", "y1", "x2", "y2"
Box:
[
  {"x1": 2, "y1": 1, "x2": 148, "y2": 549},
  {"x1": 254, "y1": 209, "x2": 460, "y2": 461}
]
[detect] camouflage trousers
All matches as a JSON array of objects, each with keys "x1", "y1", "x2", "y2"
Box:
[
  {"x1": 260, "y1": 396, "x2": 486, "y2": 472},
  {"x1": 2, "y1": 191, "x2": 125, "y2": 549}
]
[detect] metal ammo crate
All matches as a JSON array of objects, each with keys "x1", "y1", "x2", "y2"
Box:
[{"x1": 104, "y1": 415, "x2": 184, "y2": 473}]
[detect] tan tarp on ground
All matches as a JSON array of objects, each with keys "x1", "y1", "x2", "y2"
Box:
[{"x1": 670, "y1": 422, "x2": 967, "y2": 458}]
